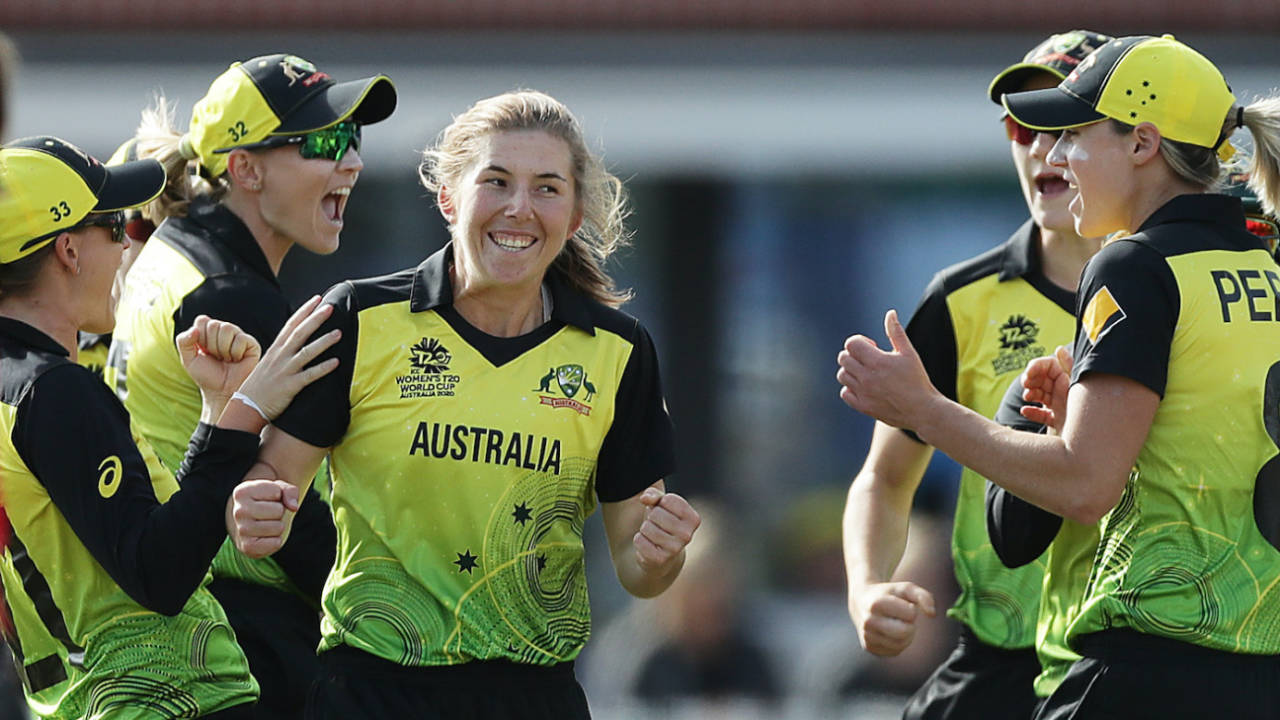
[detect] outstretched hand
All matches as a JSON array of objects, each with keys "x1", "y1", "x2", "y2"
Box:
[
  {"x1": 1021, "y1": 345, "x2": 1074, "y2": 433},
  {"x1": 836, "y1": 309, "x2": 938, "y2": 431},
  {"x1": 233, "y1": 296, "x2": 341, "y2": 422},
  {"x1": 177, "y1": 315, "x2": 262, "y2": 418}
]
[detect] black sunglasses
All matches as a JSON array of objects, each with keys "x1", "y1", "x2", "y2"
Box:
[
  {"x1": 74, "y1": 211, "x2": 127, "y2": 244},
  {"x1": 18, "y1": 210, "x2": 127, "y2": 253}
]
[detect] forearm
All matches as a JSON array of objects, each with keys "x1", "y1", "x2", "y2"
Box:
[
  {"x1": 913, "y1": 394, "x2": 1114, "y2": 523},
  {"x1": 614, "y1": 548, "x2": 686, "y2": 599},
  {"x1": 270, "y1": 485, "x2": 336, "y2": 601},
  {"x1": 843, "y1": 474, "x2": 912, "y2": 591}
]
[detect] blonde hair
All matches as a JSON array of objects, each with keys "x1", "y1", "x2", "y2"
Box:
[
  {"x1": 132, "y1": 95, "x2": 228, "y2": 224},
  {"x1": 1110, "y1": 95, "x2": 1280, "y2": 217},
  {"x1": 419, "y1": 90, "x2": 632, "y2": 308},
  {"x1": 1239, "y1": 97, "x2": 1280, "y2": 217}
]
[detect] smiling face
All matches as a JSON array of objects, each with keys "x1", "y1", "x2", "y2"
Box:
[
  {"x1": 1048, "y1": 120, "x2": 1138, "y2": 238},
  {"x1": 1010, "y1": 74, "x2": 1078, "y2": 235},
  {"x1": 255, "y1": 142, "x2": 362, "y2": 256},
  {"x1": 442, "y1": 130, "x2": 583, "y2": 297}
]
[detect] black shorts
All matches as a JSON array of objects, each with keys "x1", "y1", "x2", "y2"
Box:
[
  {"x1": 1035, "y1": 629, "x2": 1280, "y2": 720},
  {"x1": 209, "y1": 578, "x2": 322, "y2": 720},
  {"x1": 902, "y1": 626, "x2": 1041, "y2": 720},
  {"x1": 305, "y1": 645, "x2": 590, "y2": 720}
]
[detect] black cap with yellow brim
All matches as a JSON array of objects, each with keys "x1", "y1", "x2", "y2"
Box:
[
  {"x1": 1002, "y1": 35, "x2": 1235, "y2": 148},
  {"x1": 188, "y1": 53, "x2": 397, "y2": 175},
  {"x1": 987, "y1": 30, "x2": 1111, "y2": 105},
  {"x1": 0, "y1": 136, "x2": 165, "y2": 263}
]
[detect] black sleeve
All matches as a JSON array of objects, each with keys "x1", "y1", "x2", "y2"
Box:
[
  {"x1": 19, "y1": 366, "x2": 259, "y2": 615},
  {"x1": 173, "y1": 275, "x2": 292, "y2": 349},
  {"x1": 984, "y1": 373, "x2": 1062, "y2": 568},
  {"x1": 595, "y1": 320, "x2": 677, "y2": 502},
  {"x1": 270, "y1": 485, "x2": 336, "y2": 602},
  {"x1": 1071, "y1": 239, "x2": 1179, "y2": 396},
  {"x1": 177, "y1": 428, "x2": 334, "y2": 601},
  {"x1": 900, "y1": 275, "x2": 957, "y2": 443},
  {"x1": 273, "y1": 282, "x2": 359, "y2": 448}
]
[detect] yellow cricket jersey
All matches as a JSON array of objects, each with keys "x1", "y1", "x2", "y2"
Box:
[
  {"x1": 272, "y1": 245, "x2": 676, "y2": 667},
  {"x1": 987, "y1": 376, "x2": 1100, "y2": 697},
  {"x1": 1069, "y1": 194, "x2": 1280, "y2": 653},
  {"x1": 905, "y1": 220, "x2": 1078, "y2": 649},
  {"x1": 0, "y1": 318, "x2": 258, "y2": 719},
  {"x1": 110, "y1": 198, "x2": 332, "y2": 598}
]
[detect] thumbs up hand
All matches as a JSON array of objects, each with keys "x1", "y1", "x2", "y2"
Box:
[{"x1": 836, "y1": 309, "x2": 940, "y2": 431}]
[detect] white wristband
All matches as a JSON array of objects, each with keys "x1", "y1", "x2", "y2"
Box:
[{"x1": 231, "y1": 391, "x2": 268, "y2": 421}]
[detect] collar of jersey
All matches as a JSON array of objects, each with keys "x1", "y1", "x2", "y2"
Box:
[
  {"x1": 0, "y1": 317, "x2": 70, "y2": 357},
  {"x1": 997, "y1": 218, "x2": 1039, "y2": 283},
  {"x1": 1136, "y1": 194, "x2": 1249, "y2": 238},
  {"x1": 408, "y1": 243, "x2": 596, "y2": 334},
  {"x1": 184, "y1": 197, "x2": 281, "y2": 288}
]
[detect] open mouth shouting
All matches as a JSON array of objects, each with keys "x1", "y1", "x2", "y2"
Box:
[
  {"x1": 323, "y1": 186, "x2": 351, "y2": 226},
  {"x1": 1035, "y1": 172, "x2": 1071, "y2": 198}
]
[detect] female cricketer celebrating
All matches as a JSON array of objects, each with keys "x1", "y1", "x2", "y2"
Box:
[
  {"x1": 839, "y1": 35, "x2": 1280, "y2": 718},
  {"x1": 841, "y1": 30, "x2": 1108, "y2": 719},
  {"x1": 0, "y1": 136, "x2": 339, "y2": 719},
  {"x1": 226, "y1": 90, "x2": 701, "y2": 719},
  {"x1": 109, "y1": 53, "x2": 395, "y2": 719}
]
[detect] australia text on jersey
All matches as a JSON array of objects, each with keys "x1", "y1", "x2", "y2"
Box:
[{"x1": 409, "y1": 421, "x2": 563, "y2": 475}]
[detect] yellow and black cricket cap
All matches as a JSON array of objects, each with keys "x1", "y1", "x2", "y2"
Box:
[
  {"x1": 1002, "y1": 35, "x2": 1235, "y2": 149},
  {"x1": 0, "y1": 136, "x2": 164, "y2": 263},
  {"x1": 987, "y1": 30, "x2": 1111, "y2": 105},
  {"x1": 188, "y1": 53, "x2": 397, "y2": 176}
]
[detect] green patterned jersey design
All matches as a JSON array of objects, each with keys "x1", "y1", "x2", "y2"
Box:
[
  {"x1": 0, "y1": 414, "x2": 256, "y2": 718},
  {"x1": 311, "y1": 294, "x2": 637, "y2": 666},
  {"x1": 1032, "y1": 517, "x2": 1098, "y2": 696},
  {"x1": 937, "y1": 269, "x2": 1078, "y2": 648},
  {"x1": 1069, "y1": 241, "x2": 1280, "y2": 653}
]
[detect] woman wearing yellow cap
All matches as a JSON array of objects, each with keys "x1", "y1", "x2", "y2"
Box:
[
  {"x1": 0, "y1": 135, "x2": 339, "y2": 719},
  {"x1": 838, "y1": 35, "x2": 1280, "y2": 717},
  {"x1": 109, "y1": 54, "x2": 395, "y2": 719}
]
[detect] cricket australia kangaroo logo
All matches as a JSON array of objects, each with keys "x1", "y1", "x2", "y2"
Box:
[{"x1": 535, "y1": 363, "x2": 596, "y2": 415}]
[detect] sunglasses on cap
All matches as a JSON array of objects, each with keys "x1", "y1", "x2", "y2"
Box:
[
  {"x1": 232, "y1": 121, "x2": 362, "y2": 162},
  {"x1": 1003, "y1": 115, "x2": 1062, "y2": 146}
]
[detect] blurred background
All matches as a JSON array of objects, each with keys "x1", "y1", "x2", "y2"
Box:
[{"x1": 1, "y1": 2, "x2": 1277, "y2": 719}]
